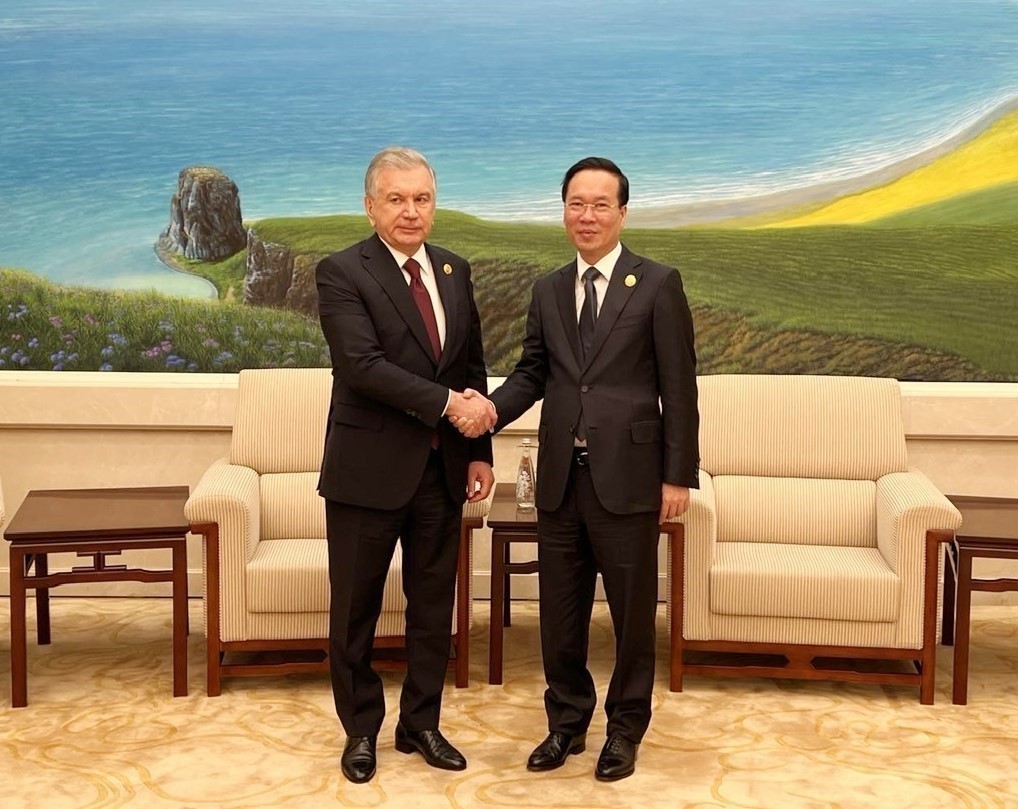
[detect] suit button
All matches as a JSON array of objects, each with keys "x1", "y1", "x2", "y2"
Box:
[{"x1": 580, "y1": 385, "x2": 589, "y2": 393}]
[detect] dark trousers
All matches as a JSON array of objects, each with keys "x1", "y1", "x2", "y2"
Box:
[
  {"x1": 325, "y1": 452, "x2": 461, "y2": 737},
  {"x1": 537, "y1": 457, "x2": 660, "y2": 743}
]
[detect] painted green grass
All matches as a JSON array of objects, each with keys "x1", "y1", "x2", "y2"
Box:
[
  {"x1": 188, "y1": 212, "x2": 1016, "y2": 379},
  {"x1": 0, "y1": 268, "x2": 330, "y2": 372},
  {"x1": 12, "y1": 206, "x2": 1014, "y2": 379},
  {"x1": 865, "y1": 182, "x2": 1018, "y2": 227}
]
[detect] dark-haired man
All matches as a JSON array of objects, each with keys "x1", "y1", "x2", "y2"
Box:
[{"x1": 485, "y1": 156, "x2": 699, "y2": 781}]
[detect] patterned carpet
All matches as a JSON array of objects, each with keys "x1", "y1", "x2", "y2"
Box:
[{"x1": 2, "y1": 598, "x2": 1017, "y2": 809}]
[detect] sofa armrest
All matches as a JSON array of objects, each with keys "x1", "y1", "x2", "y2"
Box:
[
  {"x1": 185, "y1": 458, "x2": 261, "y2": 563},
  {"x1": 185, "y1": 459, "x2": 261, "y2": 642},
  {"x1": 666, "y1": 470, "x2": 717, "y2": 639},
  {"x1": 876, "y1": 469, "x2": 961, "y2": 573}
]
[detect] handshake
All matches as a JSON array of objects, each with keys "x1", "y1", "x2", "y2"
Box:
[{"x1": 446, "y1": 388, "x2": 498, "y2": 438}]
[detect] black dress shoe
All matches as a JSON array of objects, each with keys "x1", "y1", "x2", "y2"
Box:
[
  {"x1": 595, "y1": 735, "x2": 638, "y2": 782},
  {"x1": 527, "y1": 732, "x2": 587, "y2": 771},
  {"x1": 341, "y1": 735, "x2": 377, "y2": 784},
  {"x1": 394, "y1": 723, "x2": 466, "y2": 771}
]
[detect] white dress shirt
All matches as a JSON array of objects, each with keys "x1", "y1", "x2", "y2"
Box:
[{"x1": 574, "y1": 241, "x2": 622, "y2": 321}]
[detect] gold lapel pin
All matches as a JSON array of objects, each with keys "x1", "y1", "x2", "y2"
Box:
[
  {"x1": 625, "y1": 274, "x2": 637, "y2": 287},
  {"x1": 443, "y1": 263, "x2": 453, "y2": 275}
]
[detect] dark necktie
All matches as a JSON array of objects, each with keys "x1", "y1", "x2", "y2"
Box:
[
  {"x1": 404, "y1": 257, "x2": 442, "y2": 362},
  {"x1": 579, "y1": 266, "x2": 600, "y2": 359},
  {"x1": 575, "y1": 266, "x2": 600, "y2": 442}
]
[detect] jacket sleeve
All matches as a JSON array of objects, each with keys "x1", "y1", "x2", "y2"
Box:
[{"x1": 653, "y1": 269, "x2": 700, "y2": 488}]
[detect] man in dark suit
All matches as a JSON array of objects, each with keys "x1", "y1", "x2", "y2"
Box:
[
  {"x1": 316, "y1": 146, "x2": 496, "y2": 784},
  {"x1": 486, "y1": 156, "x2": 699, "y2": 782}
]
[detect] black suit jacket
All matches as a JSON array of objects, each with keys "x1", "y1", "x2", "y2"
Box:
[
  {"x1": 491, "y1": 245, "x2": 698, "y2": 514},
  {"x1": 316, "y1": 233, "x2": 493, "y2": 510}
]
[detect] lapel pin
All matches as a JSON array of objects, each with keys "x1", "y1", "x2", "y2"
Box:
[
  {"x1": 443, "y1": 263, "x2": 453, "y2": 275},
  {"x1": 624, "y1": 274, "x2": 637, "y2": 287}
]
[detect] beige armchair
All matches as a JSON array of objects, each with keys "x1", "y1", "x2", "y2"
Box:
[
  {"x1": 186, "y1": 368, "x2": 486, "y2": 696},
  {"x1": 668, "y1": 375, "x2": 961, "y2": 703},
  {"x1": 0, "y1": 476, "x2": 5, "y2": 530}
]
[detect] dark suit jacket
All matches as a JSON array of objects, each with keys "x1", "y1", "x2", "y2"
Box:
[
  {"x1": 491, "y1": 245, "x2": 698, "y2": 514},
  {"x1": 316, "y1": 233, "x2": 493, "y2": 510}
]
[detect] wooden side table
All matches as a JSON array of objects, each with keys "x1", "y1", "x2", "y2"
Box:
[
  {"x1": 486, "y1": 483, "x2": 539, "y2": 685},
  {"x1": 942, "y1": 494, "x2": 1018, "y2": 705},
  {"x1": 4, "y1": 486, "x2": 191, "y2": 707}
]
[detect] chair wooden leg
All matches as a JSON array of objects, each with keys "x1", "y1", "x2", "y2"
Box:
[
  {"x1": 920, "y1": 529, "x2": 952, "y2": 704},
  {"x1": 454, "y1": 516, "x2": 477, "y2": 688},
  {"x1": 192, "y1": 522, "x2": 224, "y2": 697},
  {"x1": 667, "y1": 524, "x2": 685, "y2": 693}
]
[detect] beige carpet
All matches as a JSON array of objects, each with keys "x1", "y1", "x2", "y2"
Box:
[{"x1": 2, "y1": 598, "x2": 1017, "y2": 809}]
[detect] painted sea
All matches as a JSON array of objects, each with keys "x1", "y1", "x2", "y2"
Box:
[{"x1": 2, "y1": 0, "x2": 1017, "y2": 297}]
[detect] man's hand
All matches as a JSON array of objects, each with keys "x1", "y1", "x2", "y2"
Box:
[
  {"x1": 447, "y1": 388, "x2": 497, "y2": 438},
  {"x1": 466, "y1": 461, "x2": 495, "y2": 503},
  {"x1": 659, "y1": 483, "x2": 690, "y2": 524}
]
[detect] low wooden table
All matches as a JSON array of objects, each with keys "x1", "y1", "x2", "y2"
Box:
[
  {"x1": 4, "y1": 486, "x2": 190, "y2": 707},
  {"x1": 942, "y1": 494, "x2": 1018, "y2": 705}
]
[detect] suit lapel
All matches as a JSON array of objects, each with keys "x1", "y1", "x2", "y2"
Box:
[
  {"x1": 361, "y1": 234, "x2": 438, "y2": 368},
  {"x1": 583, "y1": 246, "x2": 641, "y2": 370},
  {"x1": 553, "y1": 261, "x2": 583, "y2": 368},
  {"x1": 429, "y1": 246, "x2": 459, "y2": 373}
]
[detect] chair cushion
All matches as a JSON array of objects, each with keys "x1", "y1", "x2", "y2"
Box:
[
  {"x1": 247, "y1": 538, "x2": 407, "y2": 618},
  {"x1": 710, "y1": 542, "x2": 899, "y2": 622},
  {"x1": 715, "y1": 476, "x2": 877, "y2": 547},
  {"x1": 698, "y1": 375, "x2": 908, "y2": 480},
  {"x1": 260, "y1": 472, "x2": 326, "y2": 540}
]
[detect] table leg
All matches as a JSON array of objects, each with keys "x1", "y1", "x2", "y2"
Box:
[
  {"x1": 10, "y1": 548, "x2": 29, "y2": 708},
  {"x1": 942, "y1": 540, "x2": 957, "y2": 646},
  {"x1": 952, "y1": 547, "x2": 974, "y2": 705},
  {"x1": 34, "y1": 553, "x2": 51, "y2": 645},
  {"x1": 503, "y1": 539, "x2": 512, "y2": 628},
  {"x1": 172, "y1": 539, "x2": 188, "y2": 697},
  {"x1": 489, "y1": 534, "x2": 506, "y2": 685}
]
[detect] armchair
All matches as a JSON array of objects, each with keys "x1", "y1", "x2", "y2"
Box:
[
  {"x1": 186, "y1": 368, "x2": 485, "y2": 695},
  {"x1": 668, "y1": 375, "x2": 961, "y2": 703}
]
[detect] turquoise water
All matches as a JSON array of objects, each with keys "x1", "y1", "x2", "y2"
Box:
[{"x1": 2, "y1": 0, "x2": 1017, "y2": 296}]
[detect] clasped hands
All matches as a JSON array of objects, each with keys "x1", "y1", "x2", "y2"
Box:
[{"x1": 447, "y1": 388, "x2": 498, "y2": 438}]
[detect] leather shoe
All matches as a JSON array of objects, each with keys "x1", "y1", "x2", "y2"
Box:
[
  {"x1": 341, "y1": 735, "x2": 377, "y2": 784},
  {"x1": 394, "y1": 723, "x2": 466, "y2": 771},
  {"x1": 527, "y1": 732, "x2": 586, "y2": 771},
  {"x1": 595, "y1": 735, "x2": 638, "y2": 782}
]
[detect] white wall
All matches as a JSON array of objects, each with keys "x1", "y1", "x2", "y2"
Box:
[{"x1": 1, "y1": 372, "x2": 1016, "y2": 603}]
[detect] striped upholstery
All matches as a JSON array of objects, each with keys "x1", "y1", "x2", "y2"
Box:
[
  {"x1": 715, "y1": 476, "x2": 876, "y2": 547},
  {"x1": 231, "y1": 368, "x2": 331, "y2": 475},
  {"x1": 260, "y1": 473, "x2": 326, "y2": 540},
  {"x1": 710, "y1": 543, "x2": 898, "y2": 622},
  {"x1": 671, "y1": 374, "x2": 961, "y2": 652},
  {"x1": 699, "y1": 375, "x2": 908, "y2": 479}
]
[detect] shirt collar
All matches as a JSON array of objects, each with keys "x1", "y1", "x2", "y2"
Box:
[
  {"x1": 575, "y1": 241, "x2": 622, "y2": 283},
  {"x1": 379, "y1": 238, "x2": 430, "y2": 274}
]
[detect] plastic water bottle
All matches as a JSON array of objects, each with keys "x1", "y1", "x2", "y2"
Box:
[{"x1": 516, "y1": 438, "x2": 536, "y2": 509}]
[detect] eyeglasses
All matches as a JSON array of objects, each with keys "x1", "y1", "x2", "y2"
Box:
[{"x1": 565, "y1": 201, "x2": 618, "y2": 216}]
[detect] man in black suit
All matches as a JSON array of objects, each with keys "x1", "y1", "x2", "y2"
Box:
[
  {"x1": 486, "y1": 157, "x2": 699, "y2": 781},
  {"x1": 316, "y1": 146, "x2": 496, "y2": 784}
]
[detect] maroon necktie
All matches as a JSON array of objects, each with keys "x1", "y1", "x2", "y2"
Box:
[{"x1": 404, "y1": 257, "x2": 442, "y2": 362}]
